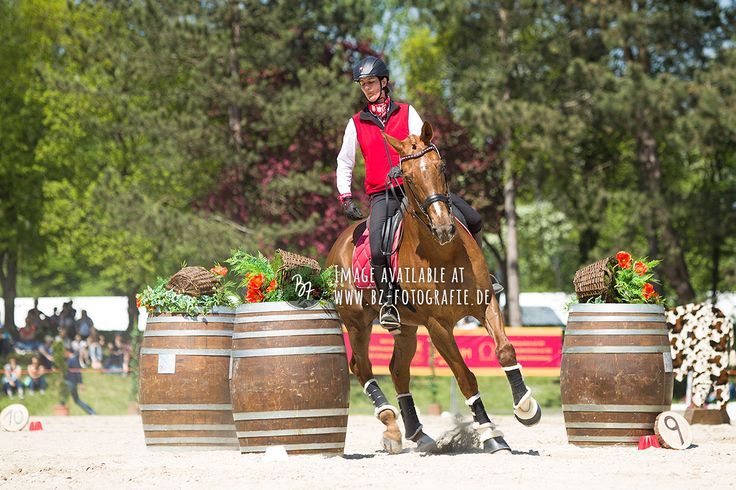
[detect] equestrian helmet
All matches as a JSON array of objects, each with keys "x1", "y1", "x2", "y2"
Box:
[{"x1": 352, "y1": 56, "x2": 389, "y2": 82}]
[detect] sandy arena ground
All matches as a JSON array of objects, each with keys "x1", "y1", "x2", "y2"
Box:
[{"x1": 1, "y1": 413, "x2": 735, "y2": 489}]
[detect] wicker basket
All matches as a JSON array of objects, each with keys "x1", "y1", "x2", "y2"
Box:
[
  {"x1": 573, "y1": 257, "x2": 616, "y2": 302},
  {"x1": 276, "y1": 249, "x2": 321, "y2": 274},
  {"x1": 166, "y1": 266, "x2": 219, "y2": 297}
]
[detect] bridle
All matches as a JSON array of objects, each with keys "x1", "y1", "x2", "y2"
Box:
[{"x1": 397, "y1": 144, "x2": 453, "y2": 232}]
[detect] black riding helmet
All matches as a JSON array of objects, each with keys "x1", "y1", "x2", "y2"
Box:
[{"x1": 352, "y1": 56, "x2": 389, "y2": 81}]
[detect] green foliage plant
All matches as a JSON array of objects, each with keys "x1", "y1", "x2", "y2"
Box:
[{"x1": 136, "y1": 265, "x2": 238, "y2": 316}]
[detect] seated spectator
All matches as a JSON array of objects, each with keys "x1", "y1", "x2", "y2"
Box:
[
  {"x1": 104, "y1": 334, "x2": 126, "y2": 372},
  {"x1": 77, "y1": 310, "x2": 94, "y2": 339},
  {"x1": 89, "y1": 335, "x2": 103, "y2": 370},
  {"x1": 26, "y1": 356, "x2": 46, "y2": 394},
  {"x1": 38, "y1": 336, "x2": 55, "y2": 369},
  {"x1": 3, "y1": 357, "x2": 24, "y2": 399}
]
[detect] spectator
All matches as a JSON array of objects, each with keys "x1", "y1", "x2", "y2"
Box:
[
  {"x1": 71, "y1": 334, "x2": 82, "y2": 355},
  {"x1": 38, "y1": 335, "x2": 55, "y2": 369},
  {"x1": 64, "y1": 349, "x2": 95, "y2": 415},
  {"x1": 89, "y1": 335, "x2": 103, "y2": 370},
  {"x1": 77, "y1": 310, "x2": 94, "y2": 339},
  {"x1": 26, "y1": 356, "x2": 46, "y2": 394},
  {"x1": 105, "y1": 334, "x2": 129, "y2": 374},
  {"x1": 0, "y1": 327, "x2": 13, "y2": 356},
  {"x1": 45, "y1": 307, "x2": 60, "y2": 338},
  {"x1": 59, "y1": 301, "x2": 77, "y2": 339},
  {"x1": 3, "y1": 357, "x2": 24, "y2": 399}
]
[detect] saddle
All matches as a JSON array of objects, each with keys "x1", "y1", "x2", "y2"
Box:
[
  {"x1": 351, "y1": 198, "x2": 408, "y2": 289},
  {"x1": 351, "y1": 198, "x2": 472, "y2": 289}
]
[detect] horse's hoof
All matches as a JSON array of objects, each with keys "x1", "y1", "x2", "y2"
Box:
[
  {"x1": 382, "y1": 435, "x2": 403, "y2": 454},
  {"x1": 514, "y1": 396, "x2": 542, "y2": 427},
  {"x1": 483, "y1": 436, "x2": 512, "y2": 454},
  {"x1": 413, "y1": 433, "x2": 437, "y2": 453}
]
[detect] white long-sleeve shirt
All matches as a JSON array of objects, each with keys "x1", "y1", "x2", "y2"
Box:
[{"x1": 336, "y1": 105, "x2": 424, "y2": 197}]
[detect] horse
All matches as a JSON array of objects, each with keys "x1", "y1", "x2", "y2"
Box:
[{"x1": 326, "y1": 121, "x2": 541, "y2": 454}]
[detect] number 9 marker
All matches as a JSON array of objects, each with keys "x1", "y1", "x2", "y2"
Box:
[{"x1": 654, "y1": 411, "x2": 692, "y2": 450}]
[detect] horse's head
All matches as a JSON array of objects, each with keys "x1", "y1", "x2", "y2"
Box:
[{"x1": 383, "y1": 122, "x2": 456, "y2": 245}]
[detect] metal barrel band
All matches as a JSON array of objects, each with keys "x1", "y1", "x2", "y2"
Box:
[
  {"x1": 564, "y1": 422, "x2": 654, "y2": 429},
  {"x1": 145, "y1": 437, "x2": 239, "y2": 445},
  {"x1": 569, "y1": 304, "x2": 665, "y2": 314},
  {"x1": 231, "y1": 346, "x2": 346, "y2": 358},
  {"x1": 139, "y1": 404, "x2": 233, "y2": 411},
  {"x1": 232, "y1": 408, "x2": 349, "y2": 421},
  {"x1": 143, "y1": 424, "x2": 236, "y2": 431},
  {"x1": 236, "y1": 427, "x2": 348, "y2": 438},
  {"x1": 563, "y1": 329, "x2": 668, "y2": 336},
  {"x1": 563, "y1": 404, "x2": 670, "y2": 413},
  {"x1": 140, "y1": 348, "x2": 231, "y2": 357},
  {"x1": 566, "y1": 435, "x2": 642, "y2": 443},
  {"x1": 145, "y1": 316, "x2": 234, "y2": 324},
  {"x1": 143, "y1": 330, "x2": 233, "y2": 338},
  {"x1": 567, "y1": 315, "x2": 665, "y2": 323},
  {"x1": 232, "y1": 328, "x2": 342, "y2": 339},
  {"x1": 235, "y1": 313, "x2": 341, "y2": 324},
  {"x1": 562, "y1": 346, "x2": 670, "y2": 354},
  {"x1": 236, "y1": 302, "x2": 336, "y2": 314},
  {"x1": 239, "y1": 442, "x2": 345, "y2": 453}
]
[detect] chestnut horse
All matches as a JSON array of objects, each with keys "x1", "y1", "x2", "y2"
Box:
[{"x1": 326, "y1": 122, "x2": 541, "y2": 454}]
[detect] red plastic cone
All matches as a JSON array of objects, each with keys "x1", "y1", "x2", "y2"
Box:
[
  {"x1": 637, "y1": 435, "x2": 660, "y2": 450},
  {"x1": 29, "y1": 421, "x2": 43, "y2": 431}
]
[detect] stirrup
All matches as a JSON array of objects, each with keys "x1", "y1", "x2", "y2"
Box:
[
  {"x1": 490, "y1": 273, "x2": 504, "y2": 294},
  {"x1": 379, "y1": 303, "x2": 401, "y2": 335}
]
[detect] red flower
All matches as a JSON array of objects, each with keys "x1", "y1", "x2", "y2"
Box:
[
  {"x1": 210, "y1": 265, "x2": 228, "y2": 277},
  {"x1": 642, "y1": 283, "x2": 655, "y2": 300},
  {"x1": 246, "y1": 287, "x2": 264, "y2": 303},
  {"x1": 136, "y1": 297, "x2": 142, "y2": 308},
  {"x1": 247, "y1": 273, "x2": 265, "y2": 290},
  {"x1": 265, "y1": 279, "x2": 277, "y2": 293},
  {"x1": 634, "y1": 261, "x2": 648, "y2": 276},
  {"x1": 616, "y1": 251, "x2": 632, "y2": 269}
]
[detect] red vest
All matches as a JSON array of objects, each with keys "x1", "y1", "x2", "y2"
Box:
[{"x1": 353, "y1": 102, "x2": 409, "y2": 195}]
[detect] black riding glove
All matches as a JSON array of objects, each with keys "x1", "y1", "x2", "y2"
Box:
[{"x1": 343, "y1": 198, "x2": 364, "y2": 221}]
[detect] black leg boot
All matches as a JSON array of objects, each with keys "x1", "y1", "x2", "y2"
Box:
[{"x1": 465, "y1": 393, "x2": 511, "y2": 453}]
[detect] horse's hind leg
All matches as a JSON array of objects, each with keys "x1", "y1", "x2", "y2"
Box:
[
  {"x1": 344, "y1": 311, "x2": 403, "y2": 454},
  {"x1": 425, "y1": 318, "x2": 510, "y2": 453},
  {"x1": 483, "y1": 296, "x2": 542, "y2": 426},
  {"x1": 389, "y1": 325, "x2": 436, "y2": 452}
]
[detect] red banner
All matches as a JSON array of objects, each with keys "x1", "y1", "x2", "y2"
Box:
[{"x1": 342, "y1": 326, "x2": 562, "y2": 377}]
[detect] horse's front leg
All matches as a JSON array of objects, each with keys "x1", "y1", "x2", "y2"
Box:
[
  {"x1": 389, "y1": 324, "x2": 436, "y2": 452},
  {"x1": 344, "y1": 313, "x2": 403, "y2": 454},
  {"x1": 425, "y1": 318, "x2": 510, "y2": 453},
  {"x1": 483, "y1": 294, "x2": 542, "y2": 426}
]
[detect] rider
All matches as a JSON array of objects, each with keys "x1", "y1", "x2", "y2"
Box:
[{"x1": 336, "y1": 56, "x2": 483, "y2": 330}]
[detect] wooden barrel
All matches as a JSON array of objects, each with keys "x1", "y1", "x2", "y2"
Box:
[
  {"x1": 231, "y1": 302, "x2": 350, "y2": 455},
  {"x1": 139, "y1": 309, "x2": 238, "y2": 450},
  {"x1": 561, "y1": 304, "x2": 673, "y2": 446}
]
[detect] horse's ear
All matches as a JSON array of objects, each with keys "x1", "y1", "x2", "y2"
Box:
[
  {"x1": 383, "y1": 132, "x2": 406, "y2": 155},
  {"x1": 420, "y1": 121, "x2": 433, "y2": 146}
]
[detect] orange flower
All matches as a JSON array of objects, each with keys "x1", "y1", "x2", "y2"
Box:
[
  {"x1": 642, "y1": 283, "x2": 655, "y2": 300},
  {"x1": 265, "y1": 279, "x2": 277, "y2": 293},
  {"x1": 634, "y1": 261, "x2": 648, "y2": 276},
  {"x1": 136, "y1": 297, "x2": 142, "y2": 308},
  {"x1": 247, "y1": 273, "x2": 265, "y2": 290},
  {"x1": 616, "y1": 251, "x2": 632, "y2": 269},
  {"x1": 246, "y1": 287, "x2": 264, "y2": 303},
  {"x1": 210, "y1": 265, "x2": 228, "y2": 277}
]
